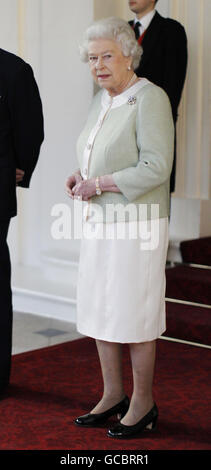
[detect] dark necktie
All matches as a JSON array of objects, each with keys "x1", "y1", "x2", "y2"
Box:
[{"x1": 133, "y1": 21, "x2": 141, "y2": 40}]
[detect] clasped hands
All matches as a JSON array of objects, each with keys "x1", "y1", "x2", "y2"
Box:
[
  {"x1": 65, "y1": 170, "x2": 97, "y2": 201},
  {"x1": 16, "y1": 168, "x2": 25, "y2": 185}
]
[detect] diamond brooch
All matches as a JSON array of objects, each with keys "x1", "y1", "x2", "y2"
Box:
[{"x1": 128, "y1": 96, "x2": 137, "y2": 105}]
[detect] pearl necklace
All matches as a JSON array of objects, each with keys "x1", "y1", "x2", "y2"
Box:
[
  {"x1": 124, "y1": 73, "x2": 138, "y2": 91},
  {"x1": 109, "y1": 73, "x2": 139, "y2": 98}
]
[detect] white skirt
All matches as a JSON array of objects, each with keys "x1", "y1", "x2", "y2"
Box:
[{"x1": 76, "y1": 217, "x2": 169, "y2": 343}]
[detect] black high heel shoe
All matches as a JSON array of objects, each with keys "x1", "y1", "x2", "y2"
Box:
[
  {"x1": 107, "y1": 403, "x2": 158, "y2": 439},
  {"x1": 74, "y1": 396, "x2": 130, "y2": 427}
]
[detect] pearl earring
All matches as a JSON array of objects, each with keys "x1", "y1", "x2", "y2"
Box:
[{"x1": 128, "y1": 66, "x2": 131, "y2": 70}]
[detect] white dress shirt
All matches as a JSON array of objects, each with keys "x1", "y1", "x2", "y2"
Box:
[{"x1": 134, "y1": 9, "x2": 156, "y2": 36}]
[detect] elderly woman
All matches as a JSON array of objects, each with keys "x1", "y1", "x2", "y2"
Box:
[{"x1": 66, "y1": 17, "x2": 174, "y2": 439}]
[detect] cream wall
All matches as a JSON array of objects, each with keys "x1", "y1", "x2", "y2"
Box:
[
  {"x1": 0, "y1": 0, "x2": 94, "y2": 319},
  {"x1": 0, "y1": 0, "x2": 210, "y2": 320},
  {"x1": 1, "y1": 0, "x2": 94, "y2": 267},
  {"x1": 168, "y1": 0, "x2": 211, "y2": 246},
  {"x1": 94, "y1": 0, "x2": 170, "y2": 19}
]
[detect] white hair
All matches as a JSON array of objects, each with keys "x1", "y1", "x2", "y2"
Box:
[{"x1": 79, "y1": 17, "x2": 143, "y2": 70}]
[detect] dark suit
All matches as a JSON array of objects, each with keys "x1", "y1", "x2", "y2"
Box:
[
  {"x1": 129, "y1": 12, "x2": 188, "y2": 192},
  {"x1": 0, "y1": 48, "x2": 44, "y2": 391}
]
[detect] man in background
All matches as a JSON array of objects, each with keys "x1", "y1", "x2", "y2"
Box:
[
  {"x1": 129, "y1": 0, "x2": 188, "y2": 192},
  {"x1": 0, "y1": 48, "x2": 44, "y2": 397}
]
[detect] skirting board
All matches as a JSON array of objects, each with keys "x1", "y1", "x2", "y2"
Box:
[{"x1": 13, "y1": 288, "x2": 77, "y2": 323}]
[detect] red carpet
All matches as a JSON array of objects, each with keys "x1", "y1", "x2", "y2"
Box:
[
  {"x1": 0, "y1": 337, "x2": 211, "y2": 450},
  {"x1": 165, "y1": 265, "x2": 211, "y2": 305},
  {"x1": 180, "y1": 237, "x2": 211, "y2": 266},
  {"x1": 165, "y1": 301, "x2": 211, "y2": 345}
]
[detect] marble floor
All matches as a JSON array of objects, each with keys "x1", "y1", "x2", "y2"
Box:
[{"x1": 12, "y1": 311, "x2": 83, "y2": 355}]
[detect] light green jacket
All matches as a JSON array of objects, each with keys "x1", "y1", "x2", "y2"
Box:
[{"x1": 77, "y1": 82, "x2": 174, "y2": 222}]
